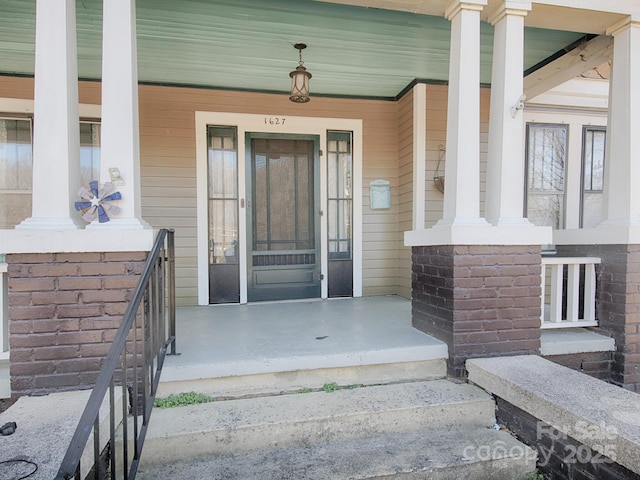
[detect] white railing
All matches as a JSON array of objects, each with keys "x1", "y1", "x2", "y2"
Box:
[
  {"x1": 540, "y1": 256, "x2": 601, "y2": 329},
  {"x1": 0, "y1": 259, "x2": 8, "y2": 359}
]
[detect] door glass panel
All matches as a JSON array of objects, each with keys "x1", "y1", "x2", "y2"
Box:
[
  {"x1": 251, "y1": 139, "x2": 314, "y2": 252},
  {"x1": 525, "y1": 124, "x2": 567, "y2": 229},
  {"x1": 581, "y1": 127, "x2": 606, "y2": 228}
]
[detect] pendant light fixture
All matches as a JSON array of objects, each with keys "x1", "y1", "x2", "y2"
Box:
[{"x1": 289, "y1": 43, "x2": 312, "y2": 103}]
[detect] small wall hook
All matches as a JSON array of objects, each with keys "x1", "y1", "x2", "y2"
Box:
[{"x1": 510, "y1": 94, "x2": 527, "y2": 118}]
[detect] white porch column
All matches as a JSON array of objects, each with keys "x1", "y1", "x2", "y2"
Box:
[
  {"x1": 437, "y1": 0, "x2": 489, "y2": 227},
  {"x1": 92, "y1": 0, "x2": 148, "y2": 229},
  {"x1": 17, "y1": 0, "x2": 81, "y2": 230},
  {"x1": 485, "y1": 0, "x2": 533, "y2": 226},
  {"x1": 600, "y1": 17, "x2": 640, "y2": 228},
  {"x1": 412, "y1": 83, "x2": 427, "y2": 230}
]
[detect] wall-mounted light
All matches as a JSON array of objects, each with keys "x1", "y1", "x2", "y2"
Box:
[{"x1": 289, "y1": 43, "x2": 312, "y2": 103}]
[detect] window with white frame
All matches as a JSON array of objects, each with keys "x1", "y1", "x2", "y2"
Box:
[
  {"x1": 581, "y1": 126, "x2": 606, "y2": 228},
  {"x1": 0, "y1": 117, "x2": 101, "y2": 229},
  {"x1": 80, "y1": 121, "x2": 101, "y2": 187},
  {"x1": 525, "y1": 123, "x2": 568, "y2": 229},
  {"x1": 0, "y1": 116, "x2": 33, "y2": 229}
]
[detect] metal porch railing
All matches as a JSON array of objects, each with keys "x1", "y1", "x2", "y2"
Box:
[
  {"x1": 55, "y1": 228, "x2": 176, "y2": 480},
  {"x1": 541, "y1": 256, "x2": 601, "y2": 328}
]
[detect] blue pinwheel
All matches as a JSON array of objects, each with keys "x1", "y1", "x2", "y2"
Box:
[{"x1": 75, "y1": 180, "x2": 122, "y2": 223}]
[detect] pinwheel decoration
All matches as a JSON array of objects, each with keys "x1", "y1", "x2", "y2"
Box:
[{"x1": 75, "y1": 180, "x2": 122, "y2": 223}]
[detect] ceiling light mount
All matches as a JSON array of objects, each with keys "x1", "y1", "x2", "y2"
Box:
[{"x1": 289, "y1": 43, "x2": 312, "y2": 103}]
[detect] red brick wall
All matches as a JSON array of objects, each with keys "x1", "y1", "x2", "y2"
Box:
[
  {"x1": 495, "y1": 397, "x2": 639, "y2": 480},
  {"x1": 556, "y1": 244, "x2": 640, "y2": 392},
  {"x1": 7, "y1": 252, "x2": 147, "y2": 396},
  {"x1": 544, "y1": 351, "x2": 613, "y2": 382},
  {"x1": 412, "y1": 245, "x2": 542, "y2": 377}
]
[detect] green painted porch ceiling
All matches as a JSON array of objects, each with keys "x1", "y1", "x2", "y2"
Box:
[{"x1": 1, "y1": 0, "x2": 586, "y2": 99}]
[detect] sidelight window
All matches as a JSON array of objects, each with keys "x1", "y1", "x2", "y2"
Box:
[
  {"x1": 327, "y1": 132, "x2": 352, "y2": 260},
  {"x1": 207, "y1": 126, "x2": 239, "y2": 265}
]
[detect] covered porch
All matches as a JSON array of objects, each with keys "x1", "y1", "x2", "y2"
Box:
[
  {"x1": 0, "y1": 0, "x2": 639, "y2": 398},
  {"x1": 156, "y1": 291, "x2": 616, "y2": 397},
  {"x1": 157, "y1": 295, "x2": 448, "y2": 395}
]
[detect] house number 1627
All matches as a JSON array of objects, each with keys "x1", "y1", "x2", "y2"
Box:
[{"x1": 265, "y1": 117, "x2": 286, "y2": 125}]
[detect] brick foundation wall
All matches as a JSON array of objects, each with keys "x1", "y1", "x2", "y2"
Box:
[
  {"x1": 543, "y1": 351, "x2": 613, "y2": 382},
  {"x1": 555, "y1": 245, "x2": 640, "y2": 393},
  {"x1": 412, "y1": 245, "x2": 542, "y2": 377},
  {"x1": 495, "y1": 397, "x2": 640, "y2": 480},
  {"x1": 7, "y1": 252, "x2": 147, "y2": 397}
]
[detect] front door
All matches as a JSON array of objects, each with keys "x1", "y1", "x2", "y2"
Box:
[{"x1": 246, "y1": 135, "x2": 321, "y2": 302}]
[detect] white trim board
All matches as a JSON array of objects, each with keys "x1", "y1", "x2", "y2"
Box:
[{"x1": 0, "y1": 97, "x2": 101, "y2": 118}]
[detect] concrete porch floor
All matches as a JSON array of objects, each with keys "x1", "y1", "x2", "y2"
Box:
[{"x1": 159, "y1": 295, "x2": 448, "y2": 385}]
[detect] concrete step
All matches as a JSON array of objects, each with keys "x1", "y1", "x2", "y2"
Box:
[
  {"x1": 157, "y1": 344, "x2": 448, "y2": 400},
  {"x1": 157, "y1": 357, "x2": 447, "y2": 400},
  {"x1": 159, "y1": 297, "x2": 448, "y2": 400},
  {"x1": 136, "y1": 380, "x2": 496, "y2": 466},
  {"x1": 136, "y1": 426, "x2": 537, "y2": 480},
  {"x1": 468, "y1": 355, "x2": 640, "y2": 475}
]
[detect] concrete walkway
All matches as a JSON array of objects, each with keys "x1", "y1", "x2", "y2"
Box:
[{"x1": 0, "y1": 390, "x2": 104, "y2": 480}]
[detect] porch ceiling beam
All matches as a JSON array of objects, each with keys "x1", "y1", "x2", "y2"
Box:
[
  {"x1": 312, "y1": 0, "x2": 451, "y2": 16},
  {"x1": 315, "y1": 0, "x2": 640, "y2": 17},
  {"x1": 524, "y1": 34, "x2": 612, "y2": 101},
  {"x1": 524, "y1": 5, "x2": 628, "y2": 35},
  {"x1": 532, "y1": 0, "x2": 640, "y2": 17},
  {"x1": 314, "y1": 0, "x2": 636, "y2": 32}
]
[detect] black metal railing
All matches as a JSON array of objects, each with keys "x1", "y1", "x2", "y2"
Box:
[{"x1": 55, "y1": 228, "x2": 176, "y2": 480}]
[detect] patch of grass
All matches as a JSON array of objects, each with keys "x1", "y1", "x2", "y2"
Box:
[
  {"x1": 153, "y1": 391, "x2": 213, "y2": 409},
  {"x1": 296, "y1": 383, "x2": 362, "y2": 394},
  {"x1": 322, "y1": 382, "x2": 340, "y2": 393}
]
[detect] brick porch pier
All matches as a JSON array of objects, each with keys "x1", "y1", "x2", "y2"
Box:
[
  {"x1": 412, "y1": 245, "x2": 542, "y2": 377},
  {"x1": 555, "y1": 244, "x2": 640, "y2": 392},
  {"x1": 6, "y1": 252, "x2": 147, "y2": 397}
]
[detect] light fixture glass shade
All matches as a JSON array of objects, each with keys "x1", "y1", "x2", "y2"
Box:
[{"x1": 289, "y1": 65, "x2": 312, "y2": 103}]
